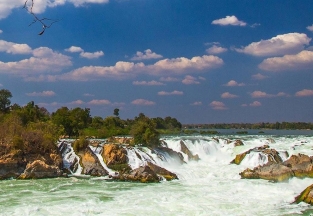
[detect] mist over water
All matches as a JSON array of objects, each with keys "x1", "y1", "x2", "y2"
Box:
[{"x1": 1, "y1": 133, "x2": 313, "y2": 216}]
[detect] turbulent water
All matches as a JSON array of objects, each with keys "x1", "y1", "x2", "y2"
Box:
[{"x1": 1, "y1": 132, "x2": 313, "y2": 216}]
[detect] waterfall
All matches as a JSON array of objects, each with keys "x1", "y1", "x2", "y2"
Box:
[{"x1": 58, "y1": 140, "x2": 83, "y2": 175}]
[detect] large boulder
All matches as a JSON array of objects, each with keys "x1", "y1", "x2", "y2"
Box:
[
  {"x1": 180, "y1": 141, "x2": 199, "y2": 161},
  {"x1": 283, "y1": 154, "x2": 313, "y2": 178},
  {"x1": 0, "y1": 152, "x2": 26, "y2": 180},
  {"x1": 102, "y1": 144, "x2": 130, "y2": 171},
  {"x1": 294, "y1": 184, "x2": 313, "y2": 205},
  {"x1": 114, "y1": 165, "x2": 160, "y2": 183},
  {"x1": 240, "y1": 163, "x2": 294, "y2": 182},
  {"x1": 18, "y1": 160, "x2": 63, "y2": 179},
  {"x1": 152, "y1": 147, "x2": 185, "y2": 164},
  {"x1": 79, "y1": 147, "x2": 108, "y2": 176},
  {"x1": 146, "y1": 162, "x2": 178, "y2": 181}
]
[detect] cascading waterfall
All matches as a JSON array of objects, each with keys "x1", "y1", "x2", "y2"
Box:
[{"x1": 58, "y1": 140, "x2": 82, "y2": 175}]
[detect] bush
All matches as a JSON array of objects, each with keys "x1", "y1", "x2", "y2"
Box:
[{"x1": 73, "y1": 136, "x2": 89, "y2": 153}]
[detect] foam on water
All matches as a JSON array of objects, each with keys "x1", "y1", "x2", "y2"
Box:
[{"x1": 1, "y1": 134, "x2": 313, "y2": 215}]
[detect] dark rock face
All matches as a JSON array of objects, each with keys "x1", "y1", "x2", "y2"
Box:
[
  {"x1": 0, "y1": 154, "x2": 26, "y2": 180},
  {"x1": 240, "y1": 154, "x2": 313, "y2": 182},
  {"x1": 114, "y1": 165, "x2": 160, "y2": 183},
  {"x1": 294, "y1": 184, "x2": 313, "y2": 205},
  {"x1": 18, "y1": 160, "x2": 62, "y2": 179},
  {"x1": 180, "y1": 141, "x2": 199, "y2": 161},
  {"x1": 79, "y1": 147, "x2": 108, "y2": 176},
  {"x1": 152, "y1": 147, "x2": 185, "y2": 164}
]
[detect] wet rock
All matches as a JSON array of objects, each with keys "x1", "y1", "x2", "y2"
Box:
[
  {"x1": 234, "y1": 140, "x2": 244, "y2": 147},
  {"x1": 180, "y1": 140, "x2": 199, "y2": 161},
  {"x1": 240, "y1": 163, "x2": 294, "y2": 182},
  {"x1": 146, "y1": 162, "x2": 178, "y2": 181},
  {"x1": 18, "y1": 160, "x2": 62, "y2": 179},
  {"x1": 152, "y1": 147, "x2": 185, "y2": 164},
  {"x1": 114, "y1": 165, "x2": 160, "y2": 183},
  {"x1": 283, "y1": 154, "x2": 313, "y2": 178},
  {"x1": 0, "y1": 153, "x2": 26, "y2": 179},
  {"x1": 294, "y1": 184, "x2": 313, "y2": 205},
  {"x1": 102, "y1": 144, "x2": 130, "y2": 171},
  {"x1": 79, "y1": 147, "x2": 108, "y2": 176}
]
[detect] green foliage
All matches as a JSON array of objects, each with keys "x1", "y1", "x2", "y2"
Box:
[
  {"x1": 73, "y1": 137, "x2": 89, "y2": 153},
  {"x1": 113, "y1": 108, "x2": 119, "y2": 117},
  {"x1": 0, "y1": 89, "x2": 12, "y2": 113},
  {"x1": 130, "y1": 114, "x2": 160, "y2": 147}
]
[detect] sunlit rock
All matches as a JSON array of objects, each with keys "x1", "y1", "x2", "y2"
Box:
[
  {"x1": 283, "y1": 154, "x2": 313, "y2": 178},
  {"x1": 79, "y1": 147, "x2": 108, "y2": 176},
  {"x1": 180, "y1": 140, "x2": 199, "y2": 161},
  {"x1": 114, "y1": 165, "x2": 160, "y2": 183},
  {"x1": 18, "y1": 160, "x2": 62, "y2": 179},
  {"x1": 147, "y1": 162, "x2": 178, "y2": 181},
  {"x1": 102, "y1": 144, "x2": 130, "y2": 171},
  {"x1": 294, "y1": 184, "x2": 313, "y2": 205}
]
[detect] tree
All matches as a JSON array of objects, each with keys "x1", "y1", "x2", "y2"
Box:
[
  {"x1": 113, "y1": 108, "x2": 120, "y2": 117},
  {"x1": 0, "y1": 89, "x2": 12, "y2": 113}
]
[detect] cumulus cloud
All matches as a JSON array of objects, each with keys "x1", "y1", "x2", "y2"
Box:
[
  {"x1": 0, "y1": 40, "x2": 32, "y2": 54},
  {"x1": 252, "y1": 73, "x2": 268, "y2": 80},
  {"x1": 206, "y1": 45, "x2": 227, "y2": 54},
  {"x1": 221, "y1": 92, "x2": 238, "y2": 99},
  {"x1": 212, "y1": 15, "x2": 246, "y2": 26},
  {"x1": 65, "y1": 46, "x2": 84, "y2": 53},
  {"x1": 307, "y1": 25, "x2": 313, "y2": 32},
  {"x1": 259, "y1": 50, "x2": 313, "y2": 72},
  {"x1": 235, "y1": 33, "x2": 311, "y2": 56},
  {"x1": 0, "y1": 0, "x2": 109, "y2": 20},
  {"x1": 131, "y1": 49, "x2": 163, "y2": 61},
  {"x1": 158, "y1": 90, "x2": 183, "y2": 96},
  {"x1": 131, "y1": 99, "x2": 155, "y2": 106},
  {"x1": 133, "y1": 80, "x2": 165, "y2": 86},
  {"x1": 182, "y1": 75, "x2": 200, "y2": 85},
  {"x1": 159, "y1": 77, "x2": 180, "y2": 82},
  {"x1": 69, "y1": 100, "x2": 85, "y2": 105},
  {"x1": 53, "y1": 55, "x2": 223, "y2": 81},
  {"x1": 191, "y1": 101, "x2": 202, "y2": 106},
  {"x1": 295, "y1": 89, "x2": 313, "y2": 97},
  {"x1": 250, "y1": 101, "x2": 262, "y2": 107},
  {"x1": 0, "y1": 47, "x2": 72, "y2": 75},
  {"x1": 224, "y1": 80, "x2": 245, "y2": 87},
  {"x1": 80, "y1": 51, "x2": 104, "y2": 59},
  {"x1": 210, "y1": 101, "x2": 227, "y2": 110},
  {"x1": 88, "y1": 99, "x2": 111, "y2": 105},
  {"x1": 26, "y1": 90, "x2": 56, "y2": 97},
  {"x1": 250, "y1": 91, "x2": 288, "y2": 98}
]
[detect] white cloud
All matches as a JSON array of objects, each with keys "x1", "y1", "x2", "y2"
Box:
[
  {"x1": 53, "y1": 55, "x2": 223, "y2": 81},
  {"x1": 236, "y1": 33, "x2": 311, "y2": 56},
  {"x1": 251, "y1": 73, "x2": 268, "y2": 80},
  {"x1": 80, "y1": 51, "x2": 104, "y2": 59},
  {"x1": 0, "y1": 30, "x2": 2, "y2": 34},
  {"x1": 212, "y1": 15, "x2": 246, "y2": 26},
  {"x1": 0, "y1": 47, "x2": 72, "y2": 75},
  {"x1": 206, "y1": 45, "x2": 227, "y2": 54},
  {"x1": 131, "y1": 99, "x2": 155, "y2": 106},
  {"x1": 65, "y1": 46, "x2": 84, "y2": 53},
  {"x1": 307, "y1": 25, "x2": 313, "y2": 32},
  {"x1": 259, "y1": 50, "x2": 313, "y2": 72},
  {"x1": 159, "y1": 77, "x2": 180, "y2": 82},
  {"x1": 182, "y1": 75, "x2": 200, "y2": 85},
  {"x1": 0, "y1": 40, "x2": 32, "y2": 54},
  {"x1": 191, "y1": 101, "x2": 202, "y2": 106},
  {"x1": 210, "y1": 101, "x2": 227, "y2": 110},
  {"x1": 158, "y1": 90, "x2": 183, "y2": 96},
  {"x1": 224, "y1": 80, "x2": 245, "y2": 87},
  {"x1": 131, "y1": 49, "x2": 163, "y2": 61},
  {"x1": 133, "y1": 80, "x2": 165, "y2": 86},
  {"x1": 83, "y1": 93, "x2": 94, "y2": 97},
  {"x1": 88, "y1": 99, "x2": 111, "y2": 105},
  {"x1": 221, "y1": 92, "x2": 238, "y2": 99},
  {"x1": 0, "y1": 0, "x2": 109, "y2": 20},
  {"x1": 250, "y1": 101, "x2": 262, "y2": 107},
  {"x1": 69, "y1": 100, "x2": 85, "y2": 105},
  {"x1": 250, "y1": 91, "x2": 288, "y2": 98},
  {"x1": 26, "y1": 90, "x2": 56, "y2": 97},
  {"x1": 295, "y1": 89, "x2": 313, "y2": 97}
]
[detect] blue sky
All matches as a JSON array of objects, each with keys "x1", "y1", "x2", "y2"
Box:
[{"x1": 0, "y1": 0, "x2": 313, "y2": 123}]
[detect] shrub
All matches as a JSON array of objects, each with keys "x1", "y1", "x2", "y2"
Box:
[{"x1": 73, "y1": 137, "x2": 89, "y2": 153}]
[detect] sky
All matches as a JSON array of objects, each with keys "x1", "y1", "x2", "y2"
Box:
[{"x1": 0, "y1": 0, "x2": 313, "y2": 124}]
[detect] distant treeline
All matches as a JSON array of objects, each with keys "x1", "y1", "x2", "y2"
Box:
[{"x1": 183, "y1": 122, "x2": 313, "y2": 130}]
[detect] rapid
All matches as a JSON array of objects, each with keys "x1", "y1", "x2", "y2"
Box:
[{"x1": 1, "y1": 132, "x2": 313, "y2": 215}]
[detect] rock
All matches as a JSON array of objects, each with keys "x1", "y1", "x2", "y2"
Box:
[
  {"x1": 102, "y1": 144, "x2": 130, "y2": 171},
  {"x1": 283, "y1": 154, "x2": 313, "y2": 178},
  {"x1": 294, "y1": 184, "x2": 313, "y2": 205},
  {"x1": 79, "y1": 147, "x2": 108, "y2": 176},
  {"x1": 152, "y1": 147, "x2": 185, "y2": 164},
  {"x1": 0, "y1": 154, "x2": 26, "y2": 180},
  {"x1": 114, "y1": 165, "x2": 160, "y2": 183},
  {"x1": 107, "y1": 136, "x2": 133, "y2": 144},
  {"x1": 18, "y1": 160, "x2": 62, "y2": 179},
  {"x1": 180, "y1": 140, "x2": 199, "y2": 161},
  {"x1": 146, "y1": 162, "x2": 178, "y2": 181},
  {"x1": 234, "y1": 140, "x2": 244, "y2": 147},
  {"x1": 240, "y1": 163, "x2": 294, "y2": 182}
]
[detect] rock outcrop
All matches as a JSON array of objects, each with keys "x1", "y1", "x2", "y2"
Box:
[
  {"x1": 114, "y1": 165, "x2": 160, "y2": 183},
  {"x1": 180, "y1": 140, "x2": 199, "y2": 161},
  {"x1": 146, "y1": 162, "x2": 178, "y2": 181},
  {"x1": 18, "y1": 160, "x2": 62, "y2": 179},
  {"x1": 294, "y1": 184, "x2": 313, "y2": 205},
  {"x1": 152, "y1": 147, "x2": 185, "y2": 164},
  {"x1": 102, "y1": 144, "x2": 131, "y2": 171},
  {"x1": 0, "y1": 152, "x2": 26, "y2": 180},
  {"x1": 79, "y1": 147, "x2": 108, "y2": 176}
]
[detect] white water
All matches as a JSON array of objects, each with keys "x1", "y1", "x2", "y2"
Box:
[{"x1": 1, "y1": 134, "x2": 313, "y2": 215}]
